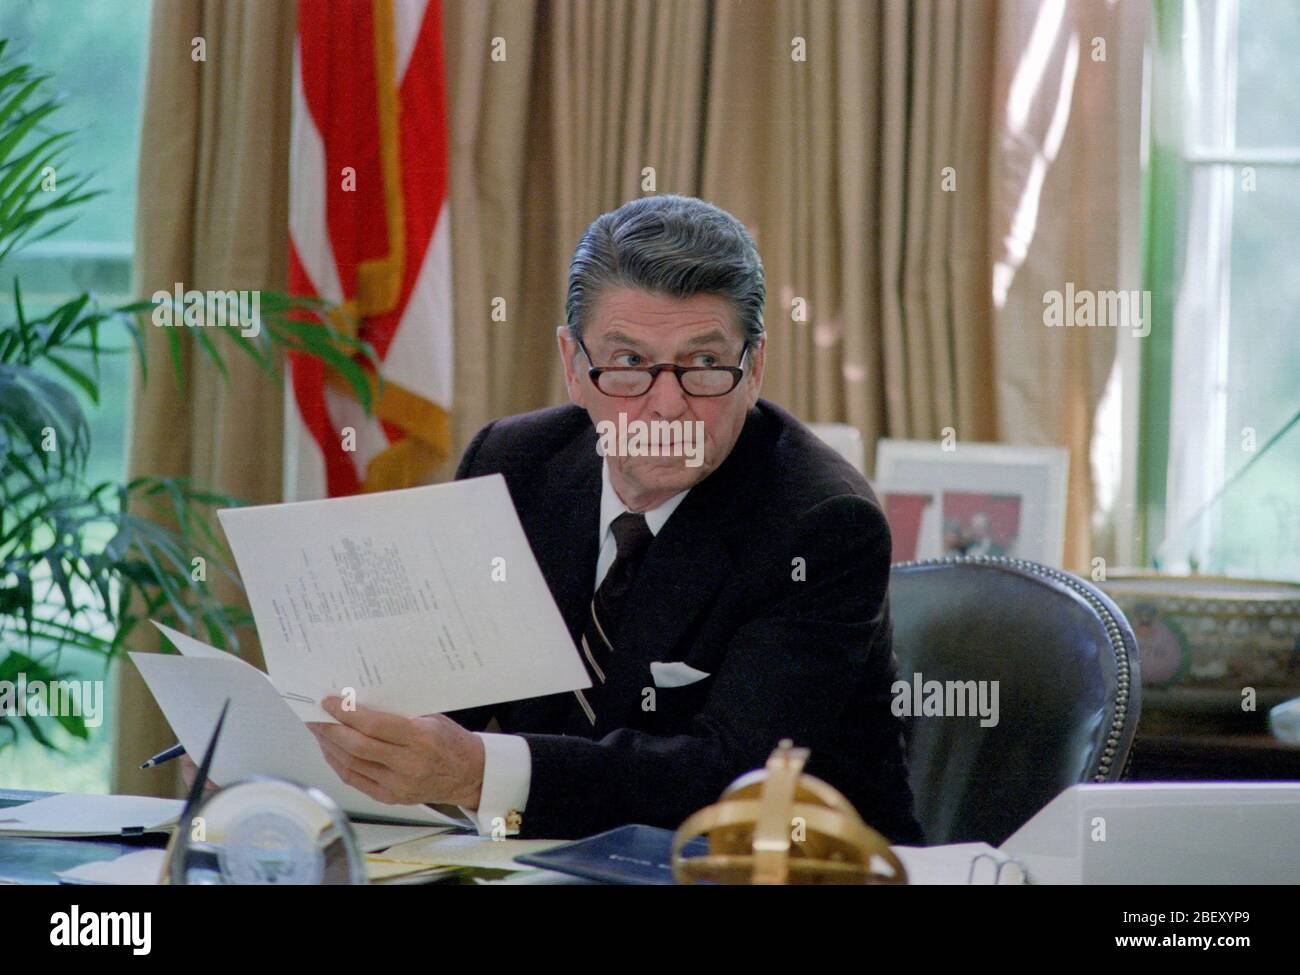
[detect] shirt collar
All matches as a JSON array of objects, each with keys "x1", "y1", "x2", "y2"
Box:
[{"x1": 599, "y1": 457, "x2": 690, "y2": 541}]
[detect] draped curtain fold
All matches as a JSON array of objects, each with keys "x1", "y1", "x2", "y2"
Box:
[
  {"x1": 117, "y1": 0, "x2": 1140, "y2": 792},
  {"x1": 441, "y1": 0, "x2": 712, "y2": 464},
  {"x1": 987, "y1": 0, "x2": 1146, "y2": 570},
  {"x1": 113, "y1": 0, "x2": 296, "y2": 795},
  {"x1": 445, "y1": 0, "x2": 1139, "y2": 566},
  {"x1": 697, "y1": 0, "x2": 999, "y2": 466}
]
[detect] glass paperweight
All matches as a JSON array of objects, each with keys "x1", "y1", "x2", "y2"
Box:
[{"x1": 168, "y1": 777, "x2": 366, "y2": 885}]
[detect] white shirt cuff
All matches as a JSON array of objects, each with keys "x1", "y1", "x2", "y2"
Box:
[{"x1": 457, "y1": 732, "x2": 531, "y2": 837}]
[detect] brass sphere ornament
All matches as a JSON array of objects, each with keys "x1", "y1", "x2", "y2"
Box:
[{"x1": 671, "y1": 739, "x2": 907, "y2": 884}]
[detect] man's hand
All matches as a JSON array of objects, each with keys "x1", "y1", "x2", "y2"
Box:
[{"x1": 306, "y1": 697, "x2": 485, "y2": 809}]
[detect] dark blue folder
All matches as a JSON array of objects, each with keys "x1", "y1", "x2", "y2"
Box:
[{"x1": 516, "y1": 824, "x2": 710, "y2": 885}]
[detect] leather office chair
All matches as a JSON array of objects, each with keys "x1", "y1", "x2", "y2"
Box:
[{"x1": 888, "y1": 555, "x2": 1142, "y2": 846}]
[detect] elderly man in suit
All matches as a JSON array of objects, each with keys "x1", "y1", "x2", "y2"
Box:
[{"x1": 299, "y1": 194, "x2": 924, "y2": 844}]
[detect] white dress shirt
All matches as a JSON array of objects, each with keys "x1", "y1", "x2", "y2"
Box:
[{"x1": 456, "y1": 458, "x2": 689, "y2": 835}]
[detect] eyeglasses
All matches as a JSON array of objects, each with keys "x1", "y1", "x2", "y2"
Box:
[{"x1": 577, "y1": 339, "x2": 750, "y2": 398}]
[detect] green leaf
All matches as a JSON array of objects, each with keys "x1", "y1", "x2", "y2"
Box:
[{"x1": 43, "y1": 352, "x2": 99, "y2": 403}]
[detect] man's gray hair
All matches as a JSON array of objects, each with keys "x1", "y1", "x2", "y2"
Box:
[{"x1": 565, "y1": 195, "x2": 766, "y2": 346}]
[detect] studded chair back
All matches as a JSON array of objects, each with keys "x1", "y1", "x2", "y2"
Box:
[{"x1": 888, "y1": 556, "x2": 1142, "y2": 846}]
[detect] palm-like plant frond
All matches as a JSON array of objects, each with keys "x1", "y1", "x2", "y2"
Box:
[{"x1": 0, "y1": 38, "x2": 376, "y2": 749}]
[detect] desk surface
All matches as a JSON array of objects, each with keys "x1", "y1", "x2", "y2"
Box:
[
  {"x1": 0, "y1": 789, "x2": 169, "y2": 886},
  {"x1": 0, "y1": 788, "x2": 585, "y2": 886}
]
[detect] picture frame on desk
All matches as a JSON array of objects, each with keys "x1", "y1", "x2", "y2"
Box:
[{"x1": 875, "y1": 439, "x2": 1070, "y2": 567}]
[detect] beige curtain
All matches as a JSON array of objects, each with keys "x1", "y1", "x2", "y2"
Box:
[
  {"x1": 987, "y1": 0, "x2": 1146, "y2": 570},
  {"x1": 440, "y1": 0, "x2": 714, "y2": 474},
  {"x1": 445, "y1": 0, "x2": 999, "y2": 474},
  {"x1": 698, "y1": 0, "x2": 999, "y2": 463},
  {"x1": 445, "y1": 0, "x2": 1140, "y2": 568},
  {"x1": 112, "y1": 0, "x2": 296, "y2": 796}
]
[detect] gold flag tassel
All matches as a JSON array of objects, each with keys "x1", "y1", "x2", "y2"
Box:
[{"x1": 323, "y1": 0, "x2": 451, "y2": 492}]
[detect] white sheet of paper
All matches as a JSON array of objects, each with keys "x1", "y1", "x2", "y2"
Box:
[
  {"x1": 891, "y1": 842, "x2": 1007, "y2": 885},
  {"x1": 157, "y1": 623, "x2": 228, "y2": 659},
  {"x1": 372, "y1": 832, "x2": 567, "y2": 870},
  {"x1": 214, "y1": 474, "x2": 590, "y2": 722},
  {"x1": 351, "y1": 822, "x2": 453, "y2": 853},
  {"x1": 0, "y1": 794, "x2": 181, "y2": 836},
  {"x1": 130, "y1": 647, "x2": 458, "y2": 826},
  {"x1": 56, "y1": 849, "x2": 166, "y2": 885}
]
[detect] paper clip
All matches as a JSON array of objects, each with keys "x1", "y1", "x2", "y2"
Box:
[{"x1": 967, "y1": 852, "x2": 1028, "y2": 885}]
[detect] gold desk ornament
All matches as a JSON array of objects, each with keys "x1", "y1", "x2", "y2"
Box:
[{"x1": 671, "y1": 739, "x2": 907, "y2": 885}]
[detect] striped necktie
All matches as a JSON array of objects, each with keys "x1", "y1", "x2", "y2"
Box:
[{"x1": 573, "y1": 511, "x2": 654, "y2": 726}]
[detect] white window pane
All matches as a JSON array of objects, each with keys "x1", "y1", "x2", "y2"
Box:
[
  {"x1": 0, "y1": 1, "x2": 151, "y2": 245},
  {"x1": 1217, "y1": 167, "x2": 1300, "y2": 578},
  {"x1": 1234, "y1": 0, "x2": 1300, "y2": 150}
]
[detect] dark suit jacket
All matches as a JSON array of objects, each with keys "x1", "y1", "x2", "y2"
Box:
[{"x1": 449, "y1": 399, "x2": 924, "y2": 844}]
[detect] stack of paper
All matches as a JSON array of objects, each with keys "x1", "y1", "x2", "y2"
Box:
[
  {"x1": 130, "y1": 475, "x2": 592, "y2": 826},
  {"x1": 0, "y1": 794, "x2": 182, "y2": 838},
  {"x1": 351, "y1": 823, "x2": 452, "y2": 852},
  {"x1": 370, "y1": 832, "x2": 567, "y2": 870},
  {"x1": 51, "y1": 823, "x2": 459, "y2": 885},
  {"x1": 364, "y1": 833, "x2": 567, "y2": 884}
]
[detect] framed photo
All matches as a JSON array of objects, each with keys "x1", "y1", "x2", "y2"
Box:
[
  {"x1": 874, "y1": 440, "x2": 1070, "y2": 567},
  {"x1": 881, "y1": 491, "x2": 940, "y2": 563}
]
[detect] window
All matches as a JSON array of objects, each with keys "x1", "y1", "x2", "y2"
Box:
[
  {"x1": 0, "y1": 0, "x2": 150, "y2": 791},
  {"x1": 1141, "y1": 0, "x2": 1300, "y2": 581}
]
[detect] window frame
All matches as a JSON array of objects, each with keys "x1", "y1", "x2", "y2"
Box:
[{"x1": 1139, "y1": 0, "x2": 1300, "y2": 573}]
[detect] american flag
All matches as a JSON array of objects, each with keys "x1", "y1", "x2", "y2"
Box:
[{"x1": 286, "y1": 0, "x2": 453, "y2": 498}]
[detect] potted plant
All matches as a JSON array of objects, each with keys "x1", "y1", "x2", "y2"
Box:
[{"x1": 0, "y1": 39, "x2": 376, "y2": 753}]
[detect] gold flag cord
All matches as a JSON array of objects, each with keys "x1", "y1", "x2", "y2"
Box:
[{"x1": 314, "y1": 0, "x2": 450, "y2": 492}]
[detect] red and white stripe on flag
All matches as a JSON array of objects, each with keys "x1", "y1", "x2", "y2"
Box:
[{"x1": 286, "y1": 0, "x2": 453, "y2": 498}]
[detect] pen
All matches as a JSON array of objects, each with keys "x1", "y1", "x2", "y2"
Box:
[{"x1": 139, "y1": 743, "x2": 186, "y2": 769}]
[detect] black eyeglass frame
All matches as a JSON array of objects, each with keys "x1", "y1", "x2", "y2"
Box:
[{"x1": 576, "y1": 338, "x2": 751, "y2": 398}]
